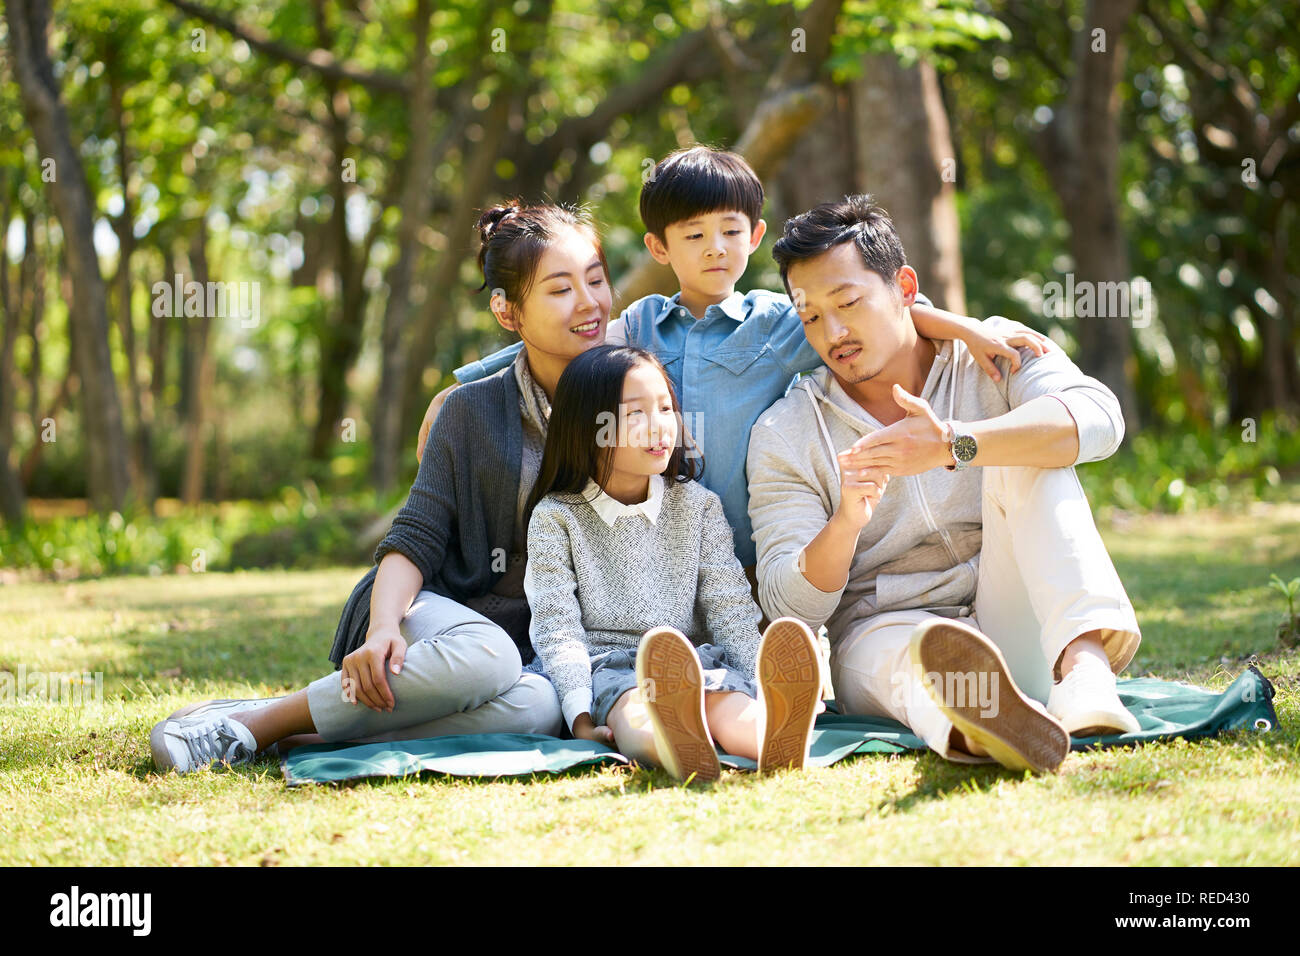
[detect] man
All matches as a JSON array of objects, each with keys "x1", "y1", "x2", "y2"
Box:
[{"x1": 746, "y1": 195, "x2": 1141, "y2": 773}]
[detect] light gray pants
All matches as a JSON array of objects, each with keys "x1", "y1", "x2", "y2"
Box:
[
  {"x1": 830, "y1": 465, "x2": 1141, "y2": 760},
  {"x1": 306, "y1": 590, "x2": 563, "y2": 743}
]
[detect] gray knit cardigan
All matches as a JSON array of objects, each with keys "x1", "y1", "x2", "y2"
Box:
[{"x1": 328, "y1": 365, "x2": 525, "y2": 667}]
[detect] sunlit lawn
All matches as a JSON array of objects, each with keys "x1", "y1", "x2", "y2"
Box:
[{"x1": 2, "y1": 498, "x2": 1299, "y2": 865}]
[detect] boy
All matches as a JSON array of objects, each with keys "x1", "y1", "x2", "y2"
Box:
[{"x1": 424, "y1": 146, "x2": 1045, "y2": 597}]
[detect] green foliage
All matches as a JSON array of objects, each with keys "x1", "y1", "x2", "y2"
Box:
[
  {"x1": 225, "y1": 491, "x2": 382, "y2": 570},
  {"x1": 0, "y1": 486, "x2": 392, "y2": 578},
  {"x1": 830, "y1": 0, "x2": 1010, "y2": 76},
  {"x1": 1078, "y1": 414, "x2": 1300, "y2": 515},
  {"x1": 1269, "y1": 573, "x2": 1300, "y2": 647},
  {"x1": 2, "y1": 0, "x2": 1297, "y2": 524},
  {"x1": 0, "y1": 506, "x2": 227, "y2": 578}
]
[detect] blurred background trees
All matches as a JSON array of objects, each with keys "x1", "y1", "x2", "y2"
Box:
[{"x1": 0, "y1": 0, "x2": 1296, "y2": 572}]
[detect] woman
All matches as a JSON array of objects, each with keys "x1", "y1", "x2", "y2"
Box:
[{"x1": 151, "y1": 200, "x2": 614, "y2": 772}]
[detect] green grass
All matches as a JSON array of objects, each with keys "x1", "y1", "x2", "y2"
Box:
[{"x1": 2, "y1": 501, "x2": 1300, "y2": 866}]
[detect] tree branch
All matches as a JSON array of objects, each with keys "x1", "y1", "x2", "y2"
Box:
[
  {"x1": 164, "y1": 0, "x2": 411, "y2": 95},
  {"x1": 615, "y1": 0, "x2": 848, "y2": 304}
]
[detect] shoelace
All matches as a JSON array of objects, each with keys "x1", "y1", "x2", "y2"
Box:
[{"x1": 178, "y1": 718, "x2": 253, "y2": 767}]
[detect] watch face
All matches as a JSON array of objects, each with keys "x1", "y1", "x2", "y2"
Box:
[{"x1": 953, "y1": 433, "x2": 978, "y2": 463}]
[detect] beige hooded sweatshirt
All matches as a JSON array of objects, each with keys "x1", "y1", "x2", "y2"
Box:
[{"x1": 745, "y1": 316, "x2": 1125, "y2": 648}]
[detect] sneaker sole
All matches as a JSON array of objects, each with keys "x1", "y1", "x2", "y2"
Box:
[
  {"x1": 909, "y1": 619, "x2": 1069, "y2": 774},
  {"x1": 1057, "y1": 709, "x2": 1140, "y2": 737},
  {"x1": 149, "y1": 717, "x2": 182, "y2": 772},
  {"x1": 757, "y1": 618, "x2": 821, "y2": 773},
  {"x1": 636, "y1": 628, "x2": 720, "y2": 784}
]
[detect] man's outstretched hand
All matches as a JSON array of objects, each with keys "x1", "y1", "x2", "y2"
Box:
[{"x1": 838, "y1": 385, "x2": 954, "y2": 477}]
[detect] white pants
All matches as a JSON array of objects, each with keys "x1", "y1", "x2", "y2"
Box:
[
  {"x1": 830, "y1": 465, "x2": 1140, "y2": 761},
  {"x1": 306, "y1": 590, "x2": 564, "y2": 743}
]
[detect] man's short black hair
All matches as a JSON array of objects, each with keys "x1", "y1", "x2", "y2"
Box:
[
  {"x1": 639, "y1": 146, "x2": 764, "y2": 239},
  {"x1": 772, "y1": 195, "x2": 907, "y2": 294}
]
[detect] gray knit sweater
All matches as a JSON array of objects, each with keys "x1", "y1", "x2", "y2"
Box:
[{"x1": 524, "y1": 475, "x2": 763, "y2": 729}]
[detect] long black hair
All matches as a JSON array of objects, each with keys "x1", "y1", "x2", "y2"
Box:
[{"x1": 524, "y1": 345, "x2": 704, "y2": 530}]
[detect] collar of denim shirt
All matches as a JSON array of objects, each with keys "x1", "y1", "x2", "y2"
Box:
[{"x1": 652, "y1": 290, "x2": 748, "y2": 326}]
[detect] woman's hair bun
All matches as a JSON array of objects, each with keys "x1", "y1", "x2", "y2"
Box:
[
  {"x1": 473, "y1": 199, "x2": 605, "y2": 298},
  {"x1": 476, "y1": 200, "x2": 524, "y2": 245}
]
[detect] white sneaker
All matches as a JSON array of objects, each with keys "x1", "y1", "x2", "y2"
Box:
[
  {"x1": 166, "y1": 696, "x2": 283, "y2": 726},
  {"x1": 1047, "y1": 655, "x2": 1140, "y2": 736},
  {"x1": 162, "y1": 696, "x2": 284, "y2": 757},
  {"x1": 151, "y1": 714, "x2": 259, "y2": 773}
]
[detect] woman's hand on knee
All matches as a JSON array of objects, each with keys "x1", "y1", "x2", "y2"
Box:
[
  {"x1": 571, "y1": 712, "x2": 615, "y2": 746},
  {"x1": 343, "y1": 627, "x2": 407, "y2": 712}
]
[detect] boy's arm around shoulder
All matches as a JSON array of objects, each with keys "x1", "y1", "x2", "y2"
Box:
[
  {"x1": 416, "y1": 382, "x2": 458, "y2": 463},
  {"x1": 985, "y1": 315, "x2": 1126, "y2": 463},
  {"x1": 453, "y1": 341, "x2": 523, "y2": 385}
]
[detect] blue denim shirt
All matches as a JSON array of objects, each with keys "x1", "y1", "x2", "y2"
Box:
[{"x1": 452, "y1": 288, "x2": 931, "y2": 568}]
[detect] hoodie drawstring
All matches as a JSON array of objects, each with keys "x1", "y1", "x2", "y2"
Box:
[{"x1": 803, "y1": 384, "x2": 842, "y2": 485}]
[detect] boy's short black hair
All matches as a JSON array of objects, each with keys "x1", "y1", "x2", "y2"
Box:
[
  {"x1": 771, "y1": 195, "x2": 907, "y2": 294},
  {"x1": 639, "y1": 146, "x2": 764, "y2": 239}
]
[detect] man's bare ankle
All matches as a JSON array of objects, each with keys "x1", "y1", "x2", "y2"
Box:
[
  {"x1": 949, "y1": 728, "x2": 988, "y2": 757},
  {"x1": 1056, "y1": 632, "x2": 1110, "y2": 681}
]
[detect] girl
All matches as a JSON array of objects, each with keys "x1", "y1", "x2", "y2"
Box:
[
  {"x1": 523, "y1": 345, "x2": 827, "y2": 781},
  {"x1": 151, "y1": 200, "x2": 615, "y2": 772}
]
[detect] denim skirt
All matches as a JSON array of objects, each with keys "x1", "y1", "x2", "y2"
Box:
[{"x1": 590, "y1": 643, "x2": 757, "y2": 726}]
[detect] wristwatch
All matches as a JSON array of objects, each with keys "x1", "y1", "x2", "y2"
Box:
[{"x1": 944, "y1": 420, "x2": 978, "y2": 471}]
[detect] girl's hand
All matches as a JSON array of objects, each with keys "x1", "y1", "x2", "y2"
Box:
[
  {"x1": 341, "y1": 626, "x2": 407, "y2": 712},
  {"x1": 571, "y1": 713, "x2": 615, "y2": 746},
  {"x1": 961, "y1": 322, "x2": 1053, "y2": 383}
]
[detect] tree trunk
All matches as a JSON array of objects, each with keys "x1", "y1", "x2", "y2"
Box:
[
  {"x1": 397, "y1": 93, "x2": 513, "y2": 433},
  {"x1": 109, "y1": 61, "x2": 157, "y2": 510},
  {"x1": 774, "y1": 53, "x2": 966, "y2": 312},
  {"x1": 0, "y1": 187, "x2": 18, "y2": 452},
  {"x1": 616, "y1": 0, "x2": 848, "y2": 306},
  {"x1": 181, "y1": 223, "x2": 215, "y2": 505},
  {"x1": 1036, "y1": 0, "x2": 1141, "y2": 434},
  {"x1": 0, "y1": 189, "x2": 25, "y2": 525},
  {"x1": 398, "y1": 0, "x2": 557, "y2": 433},
  {"x1": 370, "y1": 0, "x2": 434, "y2": 495},
  {"x1": 22, "y1": 209, "x2": 43, "y2": 445},
  {"x1": 1264, "y1": 200, "x2": 1299, "y2": 411},
  {"x1": 848, "y1": 55, "x2": 965, "y2": 312},
  {"x1": 5, "y1": 0, "x2": 131, "y2": 511},
  {"x1": 307, "y1": 0, "x2": 376, "y2": 464},
  {"x1": 308, "y1": 108, "x2": 366, "y2": 461},
  {"x1": 148, "y1": 242, "x2": 170, "y2": 419}
]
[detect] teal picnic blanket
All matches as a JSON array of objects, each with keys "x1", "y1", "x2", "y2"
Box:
[{"x1": 280, "y1": 666, "x2": 1279, "y2": 786}]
